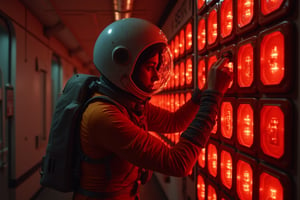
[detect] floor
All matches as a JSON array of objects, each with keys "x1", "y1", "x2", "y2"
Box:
[{"x1": 33, "y1": 174, "x2": 168, "y2": 200}]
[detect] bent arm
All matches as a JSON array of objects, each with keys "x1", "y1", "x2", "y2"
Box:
[{"x1": 86, "y1": 102, "x2": 200, "y2": 177}]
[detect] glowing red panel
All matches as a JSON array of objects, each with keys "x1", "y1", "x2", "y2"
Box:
[
  {"x1": 220, "y1": 150, "x2": 233, "y2": 189},
  {"x1": 259, "y1": 172, "x2": 283, "y2": 200},
  {"x1": 185, "y1": 22, "x2": 193, "y2": 52},
  {"x1": 175, "y1": 93, "x2": 180, "y2": 111},
  {"x1": 207, "y1": 184, "x2": 217, "y2": 200},
  {"x1": 260, "y1": 31, "x2": 285, "y2": 85},
  {"x1": 198, "y1": 59, "x2": 206, "y2": 89},
  {"x1": 236, "y1": 160, "x2": 253, "y2": 200},
  {"x1": 186, "y1": 58, "x2": 193, "y2": 87},
  {"x1": 260, "y1": 105, "x2": 284, "y2": 159},
  {"x1": 220, "y1": 0, "x2": 233, "y2": 38},
  {"x1": 224, "y1": 61, "x2": 234, "y2": 88},
  {"x1": 261, "y1": 0, "x2": 284, "y2": 15},
  {"x1": 180, "y1": 61, "x2": 185, "y2": 88},
  {"x1": 237, "y1": 104, "x2": 254, "y2": 148},
  {"x1": 179, "y1": 29, "x2": 185, "y2": 56},
  {"x1": 207, "y1": 9, "x2": 218, "y2": 45},
  {"x1": 221, "y1": 102, "x2": 233, "y2": 139},
  {"x1": 197, "y1": 174, "x2": 205, "y2": 200},
  {"x1": 198, "y1": 148, "x2": 206, "y2": 168},
  {"x1": 238, "y1": 0, "x2": 254, "y2": 28},
  {"x1": 174, "y1": 35, "x2": 179, "y2": 59},
  {"x1": 208, "y1": 143, "x2": 218, "y2": 177},
  {"x1": 174, "y1": 64, "x2": 179, "y2": 89},
  {"x1": 238, "y1": 43, "x2": 254, "y2": 87},
  {"x1": 198, "y1": 0, "x2": 205, "y2": 10},
  {"x1": 198, "y1": 18, "x2": 206, "y2": 51}
]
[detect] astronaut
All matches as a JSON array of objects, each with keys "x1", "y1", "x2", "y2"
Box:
[{"x1": 73, "y1": 18, "x2": 232, "y2": 200}]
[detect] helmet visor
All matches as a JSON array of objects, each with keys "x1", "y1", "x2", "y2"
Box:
[{"x1": 152, "y1": 46, "x2": 173, "y2": 93}]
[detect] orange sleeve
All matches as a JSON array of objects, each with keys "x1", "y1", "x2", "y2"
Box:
[{"x1": 83, "y1": 101, "x2": 201, "y2": 177}]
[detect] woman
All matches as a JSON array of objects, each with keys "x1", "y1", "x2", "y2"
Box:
[{"x1": 73, "y1": 18, "x2": 232, "y2": 200}]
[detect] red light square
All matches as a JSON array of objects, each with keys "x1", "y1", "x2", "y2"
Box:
[
  {"x1": 185, "y1": 21, "x2": 193, "y2": 54},
  {"x1": 174, "y1": 63, "x2": 180, "y2": 89},
  {"x1": 174, "y1": 34, "x2": 180, "y2": 60},
  {"x1": 185, "y1": 56, "x2": 193, "y2": 89},
  {"x1": 259, "y1": 0, "x2": 292, "y2": 25},
  {"x1": 219, "y1": 0, "x2": 236, "y2": 44},
  {"x1": 179, "y1": 28, "x2": 185, "y2": 57},
  {"x1": 236, "y1": 98, "x2": 258, "y2": 157},
  {"x1": 197, "y1": 0, "x2": 207, "y2": 14},
  {"x1": 220, "y1": 144, "x2": 236, "y2": 195},
  {"x1": 197, "y1": 147, "x2": 206, "y2": 169},
  {"x1": 258, "y1": 21, "x2": 295, "y2": 93},
  {"x1": 207, "y1": 51, "x2": 220, "y2": 71},
  {"x1": 236, "y1": 0, "x2": 258, "y2": 35},
  {"x1": 237, "y1": 36, "x2": 257, "y2": 93},
  {"x1": 258, "y1": 99, "x2": 292, "y2": 168},
  {"x1": 257, "y1": 164, "x2": 292, "y2": 200},
  {"x1": 207, "y1": 179, "x2": 219, "y2": 200},
  {"x1": 197, "y1": 173, "x2": 206, "y2": 200},
  {"x1": 220, "y1": 45, "x2": 236, "y2": 94},
  {"x1": 197, "y1": 17, "x2": 207, "y2": 54},
  {"x1": 197, "y1": 56, "x2": 207, "y2": 90},
  {"x1": 185, "y1": 92, "x2": 192, "y2": 102},
  {"x1": 207, "y1": 140, "x2": 219, "y2": 180},
  {"x1": 179, "y1": 60, "x2": 186, "y2": 89},
  {"x1": 219, "y1": 97, "x2": 236, "y2": 145},
  {"x1": 207, "y1": 5, "x2": 219, "y2": 50},
  {"x1": 236, "y1": 153, "x2": 257, "y2": 200}
]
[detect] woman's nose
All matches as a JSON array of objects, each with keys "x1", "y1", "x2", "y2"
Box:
[{"x1": 152, "y1": 68, "x2": 159, "y2": 81}]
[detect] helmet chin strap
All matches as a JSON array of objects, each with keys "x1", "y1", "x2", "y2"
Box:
[{"x1": 97, "y1": 76, "x2": 150, "y2": 116}]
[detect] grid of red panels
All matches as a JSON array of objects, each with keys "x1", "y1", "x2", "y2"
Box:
[{"x1": 154, "y1": 0, "x2": 295, "y2": 199}]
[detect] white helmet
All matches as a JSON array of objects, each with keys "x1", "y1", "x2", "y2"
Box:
[{"x1": 93, "y1": 18, "x2": 173, "y2": 100}]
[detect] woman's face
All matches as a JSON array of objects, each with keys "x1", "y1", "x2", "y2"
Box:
[{"x1": 133, "y1": 53, "x2": 160, "y2": 93}]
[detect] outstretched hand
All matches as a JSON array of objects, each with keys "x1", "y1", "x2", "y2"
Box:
[{"x1": 206, "y1": 57, "x2": 233, "y2": 94}]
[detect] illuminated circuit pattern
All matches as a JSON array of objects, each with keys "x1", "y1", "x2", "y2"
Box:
[{"x1": 150, "y1": 0, "x2": 293, "y2": 199}]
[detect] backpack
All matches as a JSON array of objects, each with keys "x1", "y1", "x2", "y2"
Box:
[{"x1": 40, "y1": 74, "x2": 122, "y2": 194}]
